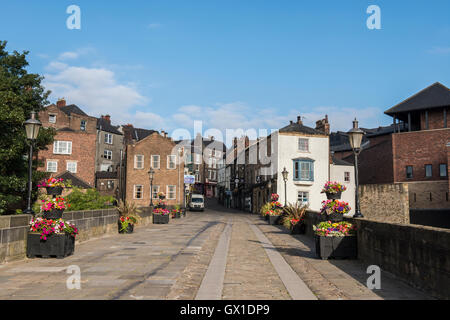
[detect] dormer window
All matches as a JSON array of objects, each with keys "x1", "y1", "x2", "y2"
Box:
[{"x1": 80, "y1": 120, "x2": 86, "y2": 131}]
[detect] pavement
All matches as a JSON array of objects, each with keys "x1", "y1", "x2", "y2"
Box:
[{"x1": 0, "y1": 201, "x2": 434, "y2": 300}]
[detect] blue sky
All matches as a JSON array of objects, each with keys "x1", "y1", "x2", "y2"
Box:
[{"x1": 1, "y1": 0, "x2": 450, "y2": 140}]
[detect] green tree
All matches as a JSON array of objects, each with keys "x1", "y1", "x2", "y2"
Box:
[
  {"x1": 0, "y1": 40, "x2": 56, "y2": 215},
  {"x1": 65, "y1": 188, "x2": 115, "y2": 211}
]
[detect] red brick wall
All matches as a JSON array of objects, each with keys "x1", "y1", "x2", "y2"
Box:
[
  {"x1": 126, "y1": 133, "x2": 185, "y2": 207},
  {"x1": 420, "y1": 108, "x2": 447, "y2": 130},
  {"x1": 37, "y1": 131, "x2": 97, "y2": 186},
  {"x1": 392, "y1": 129, "x2": 450, "y2": 183}
]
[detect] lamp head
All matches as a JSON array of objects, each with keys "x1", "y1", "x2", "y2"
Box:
[
  {"x1": 281, "y1": 167, "x2": 288, "y2": 181},
  {"x1": 347, "y1": 118, "x2": 365, "y2": 151},
  {"x1": 24, "y1": 111, "x2": 42, "y2": 140}
]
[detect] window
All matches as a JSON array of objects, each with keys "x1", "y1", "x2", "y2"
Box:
[
  {"x1": 293, "y1": 159, "x2": 314, "y2": 181},
  {"x1": 66, "y1": 161, "x2": 77, "y2": 173},
  {"x1": 53, "y1": 141, "x2": 72, "y2": 155},
  {"x1": 134, "y1": 185, "x2": 143, "y2": 199},
  {"x1": 134, "y1": 155, "x2": 144, "y2": 169},
  {"x1": 80, "y1": 120, "x2": 86, "y2": 131},
  {"x1": 298, "y1": 138, "x2": 309, "y2": 152},
  {"x1": 107, "y1": 180, "x2": 114, "y2": 190},
  {"x1": 440, "y1": 164, "x2": 448, "y2": 177},
  {"x1": 104, "y1": 150, "x2": 112, "y2": 160},
  {"x1": 195, "y1": 154, "x2": 201, "y2": 164},
  {"x1": 298, "y1": 191, "x2": 309, "y2": 204},
  {"x1": 104, "y1": 133, "x2": 113, "y2": 144},
  {"x1": 46, "y1": 161, "x2": 58, "y2": 173},
  {"x1": 49, "y1": 114, "x2": 56, "y2": 124},
  {"x1": 167, "y1": 185, "x2": 176, "y2": 200},
  {"x1": 425, "y1": 164, "x2": 432, "y2": 178},
  {"x1": 152, "y1": 185, "x2": 160, "y2": 199},
  {"x1": 344, "y1": 172, "x2": 350, "y2": 182},
  {"x1": 195, "y1": 172, "x2": 200, "y2": 183},
  {"x1": 152, "y1": 155, "x2": 160, "y2": 169},
  {"x1": 167, "y1": 155, "x2": 176, "y2": 169},
  {"x1": 406, "y1": 166, "x2": 413, "y2": 179}
]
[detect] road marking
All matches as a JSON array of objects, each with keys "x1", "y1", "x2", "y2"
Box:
[
  {"x1": 249, "y1": 223, "x2": 318, "y2": 300},
  {"x1": 195, "y1": 220, "x2": 232, "y2": 300}
]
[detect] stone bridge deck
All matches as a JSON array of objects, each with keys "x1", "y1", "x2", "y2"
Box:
[{"x1": 0, "y1": 203, "x2": 433, "y2": 300}]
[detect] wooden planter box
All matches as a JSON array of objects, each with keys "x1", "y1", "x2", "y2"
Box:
[
  {"x1": 290, "y1": 223, "x2": 306, "y2": 235},
  {"x1": 118, "y1": 222, "x2": 134, "y2": 234},
  {"x1": 315, "y1": 235, "x2": 357, "y2": 260},
  {"x1": 43, "y1": 209, "x2": 64, "y2": 220},
  {"x1": 27, "y1": 233, "x2": 75, "y2": 259},
  {"x1": 46, "y1": 186, "x2": 63, "y2": 196},
  {"x1": 153, "y1": 214, "x2": 169, "y2": 224},
  {"x1": 268, "y1": 215, "x2": 280, "y2": 225}
]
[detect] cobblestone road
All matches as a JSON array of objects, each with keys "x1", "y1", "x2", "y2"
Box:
[{"x1": 0, "y1": 202, "x2": 434, "y2": 300}]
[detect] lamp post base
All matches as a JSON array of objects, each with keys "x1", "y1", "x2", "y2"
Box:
[
  {"x1": 23, "y1": 208, "x2": 34, "y2": 216},
  {"x1": 353, "y1": 211, "x2": 364, "y2": 218}
]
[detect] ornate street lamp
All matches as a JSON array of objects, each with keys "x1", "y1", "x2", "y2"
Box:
[
  {"x1": 148, "y1": 168, "x2": 155, "y2": 207},
  {"x1": 282, "y1": 167, "x2": 288, "y2": 206},
  {"x1": 23, "y1": 111, "x2": 41, "y2": 215},
  {"x1": 348, "y1": 118, "x2": 365, "y2": 218}
]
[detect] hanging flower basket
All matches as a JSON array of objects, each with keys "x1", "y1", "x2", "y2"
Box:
[
  {"x1": 321, "y1": 181, "x2": 346, "y2": 200},
  {"x1": 46, "y1": 186, "x2": 63, "y2": 196},
  {"x1": 325, "y1": 191, "x2": 342, "y2": 200}
]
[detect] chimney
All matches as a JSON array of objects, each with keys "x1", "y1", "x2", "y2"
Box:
[
  {"x1": 209, "y1": 136, "x2": 214, "y2": 141},
  {"x1": 297, "y1": 116, "x2": 303, "y2": 125},
  {"x1": 56, "y1": 98, "x2": 66, "y2": 108},
  {"x1": 290, "y1": 120, "x2": 293, "y2": 125},
  {"x1": 122, "y1": 124, "x2": 134, "y2": 145},
  {"x1": 104, "y1": 114, "x2": 111, "y2": 124},
  {"x1": 315, "y1": 115, "x2": 330, "y2": 135}
]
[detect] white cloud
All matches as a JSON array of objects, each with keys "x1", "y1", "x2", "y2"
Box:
[
  {"x1": 43, "y1": 62, "x2": 148, "y2": 122},
  {"x1": 57, "y1": 48, "x2": 95, "y2": 61}
]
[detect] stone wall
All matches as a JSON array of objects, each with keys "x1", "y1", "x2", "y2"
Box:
[
  {"x1": 359, "y1": 183, "x2": 410, "y2": 224},
  {"x1": 346, "y1": 217, "x2": 450, "y2": 300},
  {"x1": 408, "y1": 181, "x2": 450, "y2": 209},
  {"x1": 0, "y1": 207, "x2": 154, "y2": 264}
]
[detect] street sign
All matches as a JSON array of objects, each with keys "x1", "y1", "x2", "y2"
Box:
[{"x1": 184, "y1": 175, "x2": 195, "y2": 184}]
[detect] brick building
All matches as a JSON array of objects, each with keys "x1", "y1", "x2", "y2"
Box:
[
  {"x1": 37, "y1": 99, "x2": 97, "y2": 186},
  {"x1": 125, "y1": 130, "x2": 185, "y2": 207},
  {"x1": 339, "y1": 82, "x2": 450, "y2": 209}
]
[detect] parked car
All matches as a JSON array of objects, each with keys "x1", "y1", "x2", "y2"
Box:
[{"x1": 189, "y1": 194, "x2": 205, "y2": 211}]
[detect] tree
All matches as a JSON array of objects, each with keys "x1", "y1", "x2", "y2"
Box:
[{"x1": 0, "y1": 40, "x2": 56, "y2": 214}]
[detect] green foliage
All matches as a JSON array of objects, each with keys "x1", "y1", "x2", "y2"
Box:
[
  {"x1": 280, "y1": 202, "x2": 308, "y2": 229},
  {"x1": 65, "y1": 187, "x2": 115, "y2": 211},
  {"x1": 118, "y1": 200, "x2": 142, "y2": 232},
  {"x1": 0, "y1": 40, "x2": 56, "y2": 214},
  {"x1": 260, "y1": 202, "x2": 272, "y2": 217}
]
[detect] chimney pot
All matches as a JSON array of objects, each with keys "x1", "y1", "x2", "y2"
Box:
[
  {"x1": 56, "y1": 98, "x2": 66, "y2": 108},
  {"x1": 104, "y1": 114, "x2": 111, "y2": 124},
  {"x1": 297, "y1": 116, "x2": 303, "y2": 125}
]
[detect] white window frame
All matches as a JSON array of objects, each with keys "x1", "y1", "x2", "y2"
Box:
[
  {"x1": 167, "y1": 155, "x2": 177, "y2": 169},
  {"x1": 105, "y1": 133, "x2": 113, "y2": 144},
  {"x1": 297, "y1": 191, "x2": 309, "y2": 205},
  {"x1": 134, "y1": 185, "x2": 144, "y2": 199},
  {"x1": 49, "y1": 114, "x2": 56, "y2": 124},
  {"x1": 46, "y1": 160, "x2": 58, "y2": 173},
  {"x1": 298, "y1": 138, "x2": 309, "y2": 152},
  {"x1": 151, "y1": 185, "x2": 160, "y2": 199},
  {"x1": 104, "y1": 150, "x2": 113, "y2": 160},
  {"x1": 167, "y1": 185, "x2": 176, "y2": 200},
  {"x1": 53, "y1": 141, "x2": 72, "y2": 155},
  {"x1": 134, "y1": 155, "x2": 144, "y2": 169},
  {"x1": 66, "y1": 161, "x2": 77, "y2": 174},
  {"x1": 151, "y1": 155, "x2": 160, "y2": 169}
]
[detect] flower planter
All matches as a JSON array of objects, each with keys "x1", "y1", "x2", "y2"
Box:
[
  {"x1": 43, "y1": 209, "x2": 64, "y2": 220},
  {"x1": 118, "y1": 221, "x2": 134, "y2": 234},
  {"x1": 268, "y1": 215, "x2": 280, "y2": 225},
  {"x1": 172, "y1": 211, "x2": 181, "y2": 219},
  {"x1": 264, "y1": 215, "x2": 269, "y2": 221},
  {"x1": 290, "y1": 223, "x2": 306, "y2": 235},
  {"x1": 326, "y1": 191, "x2": 341, "y2": 200},
  {"x1": 153, "y1": 214, "x2": 169, "y2": 224},
  {"x1": 26, "y1": 233, "x2": 75, "y2": 259},
  {"x1": 45, "y1": 186, "x2": 63, "y2": 196},
  {"x1": 315, "y1": 235, "x2": 357, "y2": 260}
]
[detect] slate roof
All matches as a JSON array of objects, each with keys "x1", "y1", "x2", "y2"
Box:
[
  {"x1": 279, "y1": 122, "x2": 325, "y2": 135},
  {"x1": 95, "y1": 171, "x2": 118, "y2": 179},
  {"x1": 332, "y1": 156, "x2": 353, "y2": 166},
  {"x1": 55, "y1": 171, "x2": 92, "y2": 189},
  {"x1": 385, "y1": 82, "x2": 450, "y2": 116},
  {"x1": 59, "y1": 104, "x2": 89, "y2": 117},
  {"x1": 97, "y1": 118, "x2": 123, "y2": 135},
  {"x1": 134, "y1": 128, "x2": 157, "y2": 141},
  {"x1": 57, "y1": 127, "x2": 75, "y2": 132}
]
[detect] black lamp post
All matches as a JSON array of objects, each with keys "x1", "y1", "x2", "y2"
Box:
[
  {"x1": 23, "y1": 111, "x2": 42, "y2": 215},
  {"x1": 148, "y1": 168, "x2": 155, "y2": 207},
  {"x1": 348, "y1": 118, "x2": 365, "y2": 218},
  {"x1": 282, "y1": 167, "x2": 288, "y2": 206}
]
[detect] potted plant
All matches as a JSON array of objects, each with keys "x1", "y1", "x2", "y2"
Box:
[
  {"x1": 117, "y1": 201, "x2": 141, "y2": 234},
  {"x1": 153, "y1": 208, "x2": 170, "y2": 224},
  {"x1": 267, "y1": 210, "x2": 282, "y2": 225},
  {"x1": 321, "y1": 181, "x2": 347, "y2": 200},
  {"x1": 171, "y1": 204, "x2": 182, "y2": 219},
  {"x1": 41, "y1": 197, "x2": 70, "y2": 219},
  {"x1": 313, "y1": 221, "x2": 357, "y2": 260},
  {"x1": 320, "y1": 200, "x2": 351, "y2": 222},
  {"x1": 38, "y1": 178, "x2": 72, "y2": 196},
  {"x1": 260, "y1": 202, "x2": 271, "y2": 220},
  {"x1": 281, "y1": 202, "x2": 308, "y2": 234},
  {"x1": 27, "y1": 217, "x2": 78, "y2": 258}
]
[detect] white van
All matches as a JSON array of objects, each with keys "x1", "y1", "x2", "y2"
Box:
[{"x1": 189, "y1": 194, "x2": 205, "y2": 211}]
